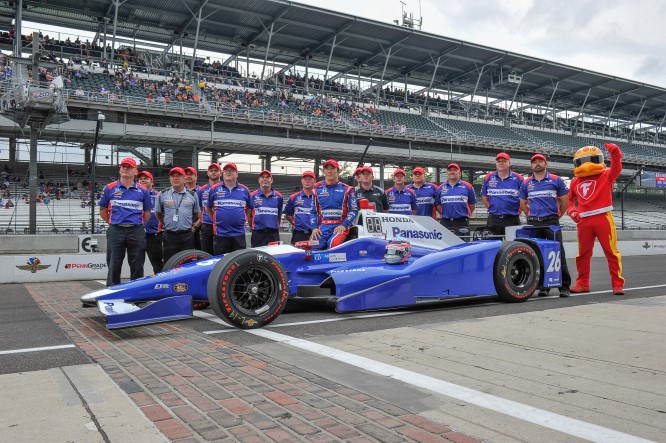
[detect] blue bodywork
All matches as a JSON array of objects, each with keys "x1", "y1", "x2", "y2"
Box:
[{"x1": 81, "y1": 216, "x2": 563, "y2": 329}]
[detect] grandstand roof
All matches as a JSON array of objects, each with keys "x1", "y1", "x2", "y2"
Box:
[{"x1": 5, "y1": 0, "x2": 666, "y2": 130}]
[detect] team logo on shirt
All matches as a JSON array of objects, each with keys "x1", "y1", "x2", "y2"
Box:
[
  {"x1": 440, "y1": 188, "x2": 448, "y2": 194},
  {"x1": 255, "y1": 198, "x2": 263, "y2": 205},
  {"x1": 577, "y1": 180, "x2": 597, "y2": 201},
  {"x1": 113, "y1": 191, "x2": 123, "y2": 197},
  {"x1": 489, "y1": 179, "x2": 498, "y2": 187}
]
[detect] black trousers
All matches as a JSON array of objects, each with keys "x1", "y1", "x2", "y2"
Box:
[
  {"x1": 106, "y1": 224, "x2": 145, "y2": 286},
  {"x1": 213, "y1": 234, "x2": 246, "y2": 256},
  {"x1": 145, "y1": 232, "x2": 163, "y2": 274},
  {"x1": 200, "y1": 223, "x2": 214, "y2": 255},
  {"x1": 251, "y1": 229, "x2": 280, "y2": 247},
  {"x1": 486, "y1": 214, "x2": 521, "y2": 236},
  {"x1": 441, "y1": 218, "x2": 469, "y2": 239},
  {"x1": 163, "y1": 230, "x2": 195, "y2": 263},
  {"x1": 193, "y1": 224, "x2": 202, "y2": 250},
  {"x1": 528, "y1": 217, "x2": 571, "y2": 289},
  {"x1": 290, "y1": 230, "x2": 312, "y2": 245}
]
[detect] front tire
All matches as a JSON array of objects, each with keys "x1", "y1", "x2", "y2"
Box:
[
  {"x1": 207, "y1": 250, "x2": 289, "y2": 329},
  {"x1": 163, "y1": 250, "x2": 213, "y2": 309},
  {"x1": 493, "y1": 241, "x2": 540, "y2": 302}
]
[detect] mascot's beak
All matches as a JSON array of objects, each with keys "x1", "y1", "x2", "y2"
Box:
[{"x1": 574, "y1": 162, "x2": 606, "y2": 178}]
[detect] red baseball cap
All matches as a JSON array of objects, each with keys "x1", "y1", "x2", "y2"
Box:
[
  {"x1": 184, "y1": 166, "x2": 198, "y2": 175},
  {"x1": 322, "y1": 159, "x2": 340, "y2": 169},
  {"x1": 496, "y1": 152, "x2": 510, "y2": 161},
  {"x1": 137, "y1": 171, "x2": 153, "y2": 180},
  {"x1": 169, "y1": 167, "x2": 186, "y2": 176},
  {"x1": 222, "y1": 162, "x2": 238, "y2": 171},
  {"x1": 531, "y1": 154, "x2": 547, "y2": 163},
  {"x1": 207, "y1": 163, "x2": 221, "y2": 171},
  {"x1": 413, "y1": 167, "x2": 426, "y2": 174},
  {"x1": 447, "y1": 163, "x2": 461, "y2": 171},
  {"x1": 393, "y1": 168, "x2": 406, "y2": 176},
  {"x1": 354, "y1": 167, "x2": 363, "y2": 176},
  {"x1": 119, "y1": 158, "x2": 137, "y2": 168},
  {"x1": 302, "y1": 170, "x2": 316, "y2": 179},
  {"x1": 361, "y1": 166, "x2": 374, "y2": 174},
  {"x1": 258, "y1": 169, "x2": 272, "y2": 177}
]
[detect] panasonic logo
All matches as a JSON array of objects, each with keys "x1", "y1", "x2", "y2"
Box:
[{"x1": 392, "y1": 227, "x2": 442, "y2": 240}]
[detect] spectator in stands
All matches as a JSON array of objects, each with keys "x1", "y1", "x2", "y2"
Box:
[
  {"x1": 4, "y1": 197, "x2": 13, "y2": 208},
  {"x1": 156, "y1": 167, "x2": 200, "y2": 262},
  {"x1": 184, "y1": 166, "x2": 202, "y2": 250},
  {"x1": 206, "y1": 162, "x2": 252, "y2": 255},
  {"x1": 80, "y1": 222, "x2": 88, "y2": 234},
  {"x1": 138, "y1": 171, "x2": 163, "y2": 273},
  {"x1": 519, "y1": 154, "x2": 571, "y2": 297},
  {"x1": 481, "y1": 153, "x2": 523, "y2": 236},
  {"x1": 98, "y1": 158, "x2": 152, "y2": 286},
  {"x1": 355, "y1": 166, "x2": 389, "y2": 212},
  {"x1": 285, "y1": 171, "x2": 317, "y2": 245},
  {"x1": 386, "y1": 169, "x2": 417, "y2": 215},
  {"x1": 249, "y1": 170, "x2": 283, "y2": 247},
  {"x1": 75, "y1": 85, "x2": 85, "y2": 97},
  {"x1": 197, "y1": 163, "x2": 221, "y2": 254},
  {"x1": 406, "y1": 167, "x2": 438, "y2": 218},
  {"x1": 436, "y1": 163, "x2": 476, "y2": 236}
]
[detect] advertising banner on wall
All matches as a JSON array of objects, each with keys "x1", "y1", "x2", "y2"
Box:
[{"x1": 640, "y1": 170, "x2": 666, "y2": 189}]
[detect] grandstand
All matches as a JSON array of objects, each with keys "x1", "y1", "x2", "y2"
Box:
[{"x1": 1, "y1": 0, "x2": 666, "y2": 234}]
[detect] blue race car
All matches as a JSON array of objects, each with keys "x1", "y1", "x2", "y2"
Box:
[{"x1": 81, "y1": 210, "x2": 563, "y2": 330}]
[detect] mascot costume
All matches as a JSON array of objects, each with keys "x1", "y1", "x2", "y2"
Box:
[{"x1": 566, "y1": 143, "x2": 625, "y2": 295}]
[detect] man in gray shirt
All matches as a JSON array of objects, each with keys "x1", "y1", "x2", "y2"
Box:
[{"x1": 156, "y1": 167, "x2": 201, "y2": 262}]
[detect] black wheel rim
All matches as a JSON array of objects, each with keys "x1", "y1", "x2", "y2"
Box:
[
  {"x1": 508, "y1": 256, "x2": 532, "y2": 290},
  {"x1": 230, "y1": 266, "x2": 278, "y2": 316}
]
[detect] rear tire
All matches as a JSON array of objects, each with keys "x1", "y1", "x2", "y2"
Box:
[
  {"x1": 493, "y1": 241, "x2": 540, "y2": 302},
  {"x1": 163, "y1": 250, "x2": 213, "y2": 309},
  {"x1": 207, "y1": 250, "x2": 289, "y2": 329}
]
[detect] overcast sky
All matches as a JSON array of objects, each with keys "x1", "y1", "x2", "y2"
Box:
[{"x1": 300, "y1": 0, "x2": 666, "y2": 88}]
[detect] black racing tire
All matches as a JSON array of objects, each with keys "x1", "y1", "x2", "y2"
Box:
[
  {"x1": 493, "y1": 241, "x2": 540, "y2": 302},
  {"x1": 207, "y1": 250, "x2": 289, "y2": 329},
  {"x1": 163, "y1": 249, "x2": 213, "y2": 271},
  {"x1": 163, "y1": 250, "x2": 214, "y2": 310}
]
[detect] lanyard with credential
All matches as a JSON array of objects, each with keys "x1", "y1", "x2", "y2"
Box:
[{"x1": 172, "y1": 190, "x2": 185, "y2": 222}]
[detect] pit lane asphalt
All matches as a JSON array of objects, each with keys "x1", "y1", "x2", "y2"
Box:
[{"x1": 2, "y1": 255, "x2": 663, "y2": 372}]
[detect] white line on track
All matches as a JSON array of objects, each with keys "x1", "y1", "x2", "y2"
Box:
[{"x1": 0, "y1": 344, "x2": 76, "y2": 356}]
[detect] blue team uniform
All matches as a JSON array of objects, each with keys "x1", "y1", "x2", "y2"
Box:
[
  {"x1": 385, "y1": 186, "x2": 417, "y2": 215},
  {"x1": 250, "y1": 189, "x2": 284, "y2": 230},
  {"x1": 144, "y1": 189, "x2": 160, "y2": 234},
  {"x1": 519, "y1": 173, "x2": 569, "y2": 218},
  {"x1": 311, "y1": 181, "x2": 358, "y2": 250},
  {"x1": 98, "y1": 180, "x2": 152, "y2": 225},
  {"x1": 481, "y1": 171, "x2": 523, "y2": 215},
  {"x1": 207, "y1": 182, "x2": 252, "y2": 236},
  {"x1": 284, "y1": 190, "x2": 315, "y2": 233},
  {"x1": 436, "y1": 180, "x2": 477, "y2": 219},
  {"x1": 406, "y1": 182, "x2": 438, "y2": 217},
  {"x1": 197, "y1": 183, "x2": 214, "y2": 226}
]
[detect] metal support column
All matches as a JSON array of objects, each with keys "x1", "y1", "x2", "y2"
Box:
[
  {"x1": 404, "y1": 74, "x2": 408, "y2": 103},
  {"x1": 603, "y1": 95, "x2": 620, "y2": 137},
  {"x1": 260, "y1": 22, "x2": 275, "y2": 89},
  {"x1": 314, "y1": 158, "x2": 321, "y2": 181},
  {"x1": 109, "y1": 0, "x2": 124, "y2": 69},
  {"x1": 505, "y1": 76, "x2": 523, "y2": 119},
  {"x1": 573, "y1": 88, "x2": 591, "y2": 132},
  {"x1": 541, "y1": 81, "x2": 559, "y2": 125},
  {"x1": 14, "y1": 0, "x2": 22, "y2": 56},
  {"x1": 28, "y1": 32, "x2": 40, "y2": 234},
  {"x1": 190, "y1": 6, "x2": 203, "y2": 81},
  {"x1": 322, "y1": 34, "x2": 337, "y2": 91},
  {"x1": 375, "y1": 46, "x2": 392, "y2": 106},
  {"x1": 629, "y1": 100, "x2": 647, "y2": 139},
  {"x1": 422, "y1": 56, "x2": 442, "y2": 110},
  {"x1": 305, "y1": 56, "x2": 309, "y2": 94},
  {"x1": 467, "y1": 65, "x2": 485, "y2": 114},
  {"x1": 379, "y1": 162, "x2": 385, "y2": 189},
  {"x1": 655, "y1": 113, "x2": 666, "y2": 142},
  {"x1": 191, "y1": 147, "x2": 198, "y2": 170}
]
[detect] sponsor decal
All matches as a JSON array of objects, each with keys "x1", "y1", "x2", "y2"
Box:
[
  {"x1": 331, "y1": 268, "x2": 366, "y2": 273},
  {"x1": 392, "y1": 227, "x2": 443, "y2": 240},
  {"x1": 359, "y1": 250, "x2": 368, "y2": 256},
  {"x1": 378, "y1": 215, "x2": 414, "y2": 224},
  {"x1": 16, "y1": 257, "x2": 51, "y2": 273},
  {"x1": 103, "y1": 302, "x2": 116, "y2": 314},
  {"x1": 577, "y1": 180, "x2": 597, "y2": 200},
  {"x1": 328, "y1": 253, "x2": 346, "y2": 262},
  {"x1": 173, "y1": 283, "x2": 189, "y2": 292},
  {"x1": 64, "y1": 263, "x2": 107, "y2": 270},
  {"x1": 154, "y1": 283, "x2": 170, "y2": 289}
]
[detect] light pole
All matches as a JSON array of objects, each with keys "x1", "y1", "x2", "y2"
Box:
[{"x1": 91, "y1": 112, "x2": 105, "y2": 234}]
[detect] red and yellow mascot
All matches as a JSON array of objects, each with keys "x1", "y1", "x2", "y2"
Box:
[{"x1": 566, "y1": 143, "x2": 625, "y2": 295}]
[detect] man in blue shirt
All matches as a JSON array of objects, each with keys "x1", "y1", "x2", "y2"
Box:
[
  {"x1": 406, "y1": 166, "x2": 437, "y2": 218},
  {"x1": 285, "y1": 170, "x2": 316, "y2": 244},
  {"x1": 196, "y1": 163, "x2": 221, "y2": 254},
  {"x1": 386, "y1": 169, "x2": 417, "y2": 215},
  {"x1": 250, "y1": 170, "x2": 284, "y2": 247},
  {"x1": 98, "y1": 157, "x2": 152, "y2": 286},
  {"x1": 436, "y1": 163, "x2": 476, "y2": 236},
  {"x1": 206, "y1": 162, "x2": 252, "y2": 255},
  {"x1": 481, "y1": 152, "x2": 523, "y2": 235},
  {"x1": 137, "y1": 170, "x2": 163, "y2": 273},
  {"x1": 519, "y1": 153, "x2": 571, "y2": 297}
]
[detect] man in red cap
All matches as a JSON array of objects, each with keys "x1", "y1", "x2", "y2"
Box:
[
  {"x1": 206, "y1": 162, "x2": 252, "y2": 254},
  {"x1": 285, "y1": 170, "x2": 317, "y2": 244},
  {"x1": 249, "y1": 170, "x2": 284, "y2": 247},
  {"x1": 355, "y1": 166, "x2": 389, "y2": 212},
  {"x1": 98, "y1": 157, "x2": 153, "y2": 286},
  {"x1": 196, "y1": 163, "x2": 221, "y2": 254},
  {"x1": 519, "y1": 153, "x2": 571, "y2": 297},
  {"x1": 184, "y1": 166, "x2": 202, "y2": 250},
  {"x1": 137, "y1": 170, "x2": 163, "y2": 273},
  {"x1": 386, "y1": 168, "x2": 417, "y2": 215},
  {"x1": 406, "y1": 166, "x2": 438, "y2": 218},
  {"x1": 436, "y1": 163, "x2": 477, "y2": 236},
  {"x1": 311, "y1": 159, "x2": 358, "y2": 249},
  {"x1": 481, "y1": 152, "x2": 523, "y2": 235},
  {"x1": 155, "y1": 167, "x2": 201, "y2": 262}
]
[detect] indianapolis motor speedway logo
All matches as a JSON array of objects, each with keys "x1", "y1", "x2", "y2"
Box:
[{"x1": 16, "y1": 257, "x2": 51, "y2": 273}]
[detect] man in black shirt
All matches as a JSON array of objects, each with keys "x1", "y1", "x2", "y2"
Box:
[{"x1": 355, "y1": 166, "x2": 388, "y2": 212}]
